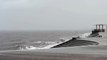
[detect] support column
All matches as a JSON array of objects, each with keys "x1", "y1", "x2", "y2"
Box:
[
  {"x1": 99, "y1": 25, "x2": 100, "y2": 29},
  {"x1": 102, "y1": 25, "x2": 103, "y2": 30},
  {"x1": 96, "y1": 25, "x2": 98, "y2": 29}
]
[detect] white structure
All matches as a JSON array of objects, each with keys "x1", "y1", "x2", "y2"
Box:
[{"x1": 94, "y1": 24, "x2": 107, "y2": 32}]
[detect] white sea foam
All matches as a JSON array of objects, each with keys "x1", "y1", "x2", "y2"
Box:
[
  {"x1": 18, "y1": 41, "x2": 63, "y2": 50},
  {"x1": 79, "y1": 32, "x2": 91, "y2": 38}
]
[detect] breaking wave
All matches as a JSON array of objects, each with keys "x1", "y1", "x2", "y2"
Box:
[
  {"x1": 79, "y1": 32, "x2": 91, "y2": 38},
  {"x1": 14, "y1": 41, "x2": 62, "y2": 50}
]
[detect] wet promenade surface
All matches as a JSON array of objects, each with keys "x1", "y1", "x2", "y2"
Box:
[{"x1": 0, "y1": 32, "x2": 107, "y2": 60}]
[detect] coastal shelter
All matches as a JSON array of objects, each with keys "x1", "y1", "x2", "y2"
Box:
[{"x1": 94, "y1": 24, "x2": 107, "y2": 32}]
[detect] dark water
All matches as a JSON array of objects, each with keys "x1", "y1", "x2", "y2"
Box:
[{"x1": 0, "y1": 31, "x2": 89, "y2": 50}]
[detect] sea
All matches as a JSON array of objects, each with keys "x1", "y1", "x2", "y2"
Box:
[{"x1": 0, "y1": 30, "x2": 89, "y2": 51}]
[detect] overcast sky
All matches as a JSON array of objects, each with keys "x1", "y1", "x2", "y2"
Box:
[{"x1": 0, "y1": 0, "x2": 107, "y2": 31}]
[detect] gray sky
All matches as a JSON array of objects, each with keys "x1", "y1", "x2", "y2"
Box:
[{"x1": 0, "y1": 0, "x2": 107, "y2": 31}]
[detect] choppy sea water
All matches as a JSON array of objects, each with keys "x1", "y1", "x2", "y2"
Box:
[{"x1": 0, "y1": 31, "x2": 89, "y2": 50}]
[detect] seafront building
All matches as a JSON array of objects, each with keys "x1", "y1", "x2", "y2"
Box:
[{"x1": 94, "y1": 24, "x2": 107, "y2": 32}]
